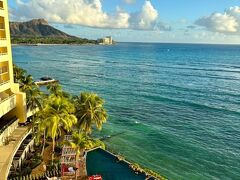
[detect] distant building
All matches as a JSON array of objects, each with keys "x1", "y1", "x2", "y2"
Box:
[{"x1": 97, "y1": 36, "x2": 113, "y2": 45}]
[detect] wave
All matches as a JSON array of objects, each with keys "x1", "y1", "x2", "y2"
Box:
[{"x1": 139, "y1": 93, "x2": 240, "y2": 115}]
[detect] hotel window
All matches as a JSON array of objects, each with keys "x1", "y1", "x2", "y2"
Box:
[
  {"x1": 0, "y1": 16, "x2": 5, "y2": 30},
  {"x1": 0, "y1": 89, "x2": 13, "y2": 102},
  {"x1": 0, "y1": 61, "x2": 8, "y2": 72},
  {"x1": 0, "y1": 17, "x2": 6, "y2": 39},
  {"x1": 0, "y1": 1, "x2": 3, "y2": 9},
  {"x1": 0, "y1": 61, "x2": 9, "y2": 84},
  {"x1": 0, "y1": 71, "x2": 9, "y2": 84},
  {"x1": 0, "y1": 47, "x2": 7, "y2": 55}
]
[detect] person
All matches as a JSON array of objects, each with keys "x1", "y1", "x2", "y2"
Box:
[
  {"x1": 43, "y1": 163, "x2": 46, "y2": 172},
  {"x1": 68, "y1": 166, "x2": 75, "y2": 172}
]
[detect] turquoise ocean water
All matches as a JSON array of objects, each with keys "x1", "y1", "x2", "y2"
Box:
[{"x1": 12, "y1": 43, "x2": 240, "y2": 179}]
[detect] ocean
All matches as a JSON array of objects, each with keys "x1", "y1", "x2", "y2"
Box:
[{"x1": 12, "y1": 43, "x2": 240, "y2": 179}]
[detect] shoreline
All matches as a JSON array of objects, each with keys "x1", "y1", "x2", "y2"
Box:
[{"x1": 12, "y1": 43, "x2": 98, "y2": 46}]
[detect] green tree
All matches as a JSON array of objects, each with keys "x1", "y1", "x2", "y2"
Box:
[
  {"x1": 13, "y1": 64, "x2": 43, "y2": 110},
  {"x1": 41, "y1": 95, "x2": 77, "y2": 162},
  {"x1": 74, "y1": 92, "x2": 107, "y2": 134},
  {"x1": 64, "y1": 131, "x2": 92, "y2": 180},
  {"x1": 33, "y1": 112, "x2": 48, "y2": 155},
  {"x1": 47, "y1": 82, "x2": 71, "y2": 99},
  {"x1": 47, "y1": 83, "x2": 62, "y2": 97},
  {"x1": 20, "y1": 74, "x2": 35, "y2": 92},
  {"x1": 13, "y1": 64, "x2": 26, "y2": 83},
  {"x1": 25, "y1": 84, "x2": 43, "y2": 111}
]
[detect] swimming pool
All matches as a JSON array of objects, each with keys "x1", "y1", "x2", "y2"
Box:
[{"x1": 86, "y1": 148, "x2": 152, "y2": 180}]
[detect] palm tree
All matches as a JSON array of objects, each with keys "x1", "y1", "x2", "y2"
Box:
[
  {"x1": 33, "y1": 113, "x2": 48, "y2": 155},
  {"x1": 47, "y1": 83, "x2": 63, "y2": 97},
  {"x1": 74, "y1": 92, "x2": 107, "y2": 134},
  {"x1": 47, "y1": 82, "x2": 72, "y2": 100},
  {"x1": 42, "y1": 95, "x2": 77, "y2": 162},
  {"x1": 64, "y1": 131, "x2": 92, "y2": 180},
  {"x1": 13, "y1": 66, "x2": 43, "y2": 111},
  {"x1": 20, "y1": 74, "x2": 35, "y2": 92},
  {"x1": 13, "y1": 64, "x2": 26, "y2": 83},
  {"x1": 25, "y1": 84, "x2": 43, "y2": 111}
]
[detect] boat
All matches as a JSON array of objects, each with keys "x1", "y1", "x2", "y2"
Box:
[
  {"x1": 88, "y1": 175, "x2": 102, "y2": 180},
  {"x1": 35, "y1": 76, "x2": 59, "y2": 86},
  {"x1": 40, "y1": 76, "x2": 53, "y2": 81}
]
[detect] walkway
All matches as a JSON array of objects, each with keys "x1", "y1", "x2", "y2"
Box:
[{"x1": 0, "y1": 126, "x2": 30, "y2": 180}]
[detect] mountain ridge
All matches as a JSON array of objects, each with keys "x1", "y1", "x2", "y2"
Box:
[
  {"x1": 10, "y1": 19, "x2": 97, "y2": 44},
  {"x1": 10, "y1": 19, "x2": 74, "y2": 38}
]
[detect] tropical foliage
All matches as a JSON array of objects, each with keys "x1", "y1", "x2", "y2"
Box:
[
  {"x1": 14, "y1": 64, "x2": 43, "y2": 110},
  {"x1": 74, "y1": 92, "x2": 107, "y2": 134},
  {"x1": 64, "y1": 131, "x2": 105, "y2": 179},
  {"x1": 25, "y1": 85, "x2": 43, "y2": 110},
  {"x1": 14, "y1": 64, "x2": 108, "y2": 173},
  {"x1": 46, "y1": 83, "x2": 63, "y2": 97},
  {"x1": 36, "y1": 94, "x2": 77, "y2": 161},
  {"x1": 13, "y1": 64, "x2": 26, "y2": 84},
  {"x1": 65, "y1": 132, "x2": 92, "y2": 156},
  {"x1": 12, "y1": 37, "x2": 97, "y2": 45}
]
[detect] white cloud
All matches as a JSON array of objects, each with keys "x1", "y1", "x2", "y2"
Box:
[
  {"x1": 12, "y1": 0, "x2": 168, "y2": 31},
  {"x1": 123, "y1": 0, "x2": 136, "y2": 4},
  {"x1": 195, "y1": 6, "x2": 240, "y2": 34},
  {"x1": 129, "y1": 1, "x2": 158, "y2": 30}
]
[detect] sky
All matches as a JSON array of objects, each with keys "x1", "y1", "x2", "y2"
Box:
[{"x1": 8, "y1": 0, "x2": 240, "y2": 44}]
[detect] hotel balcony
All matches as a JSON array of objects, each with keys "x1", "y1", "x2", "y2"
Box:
[
  {"x1": 0, "y1": 46, "x2": 7, "y2": 55},
  {"x1": 0, "y1": 23, "x2": 5, "y2": 32},
  {"x1": 0, "y1": 28, "x2": 6, "y2": 45},
  {"x1": 0, "y1": 1, "x2": 3, "y2": 10},
  {"x1": 0, "y1": 16, "x2": 6, "y2": 46},
  {"x1": 0, "y1": 4, "x2": 5, "y2": 22},
  {"x1": 0, "y1": 121, "x2": 30, "y2": 179},
  {"x1": 0, "y1": 46, "x2": 7, "y2": 63},
  {"x1": 0, "y1": 114, "x2": 31, "y2": 178},
  {"x1": 0, "y1": 65, "x2": 10, "y2": 92},
  {"x1": 0, "y1": 90, "x2": 16, "y2": 118},
  {"x1": 0, "y1": 116, "x2": 18, "y2": 146}
]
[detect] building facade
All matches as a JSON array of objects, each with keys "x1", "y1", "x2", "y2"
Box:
[
  {"x1": 0, "y1": 0, "x2": 27, "y2": 143},
  {"x1": 0, "y1": 1, "x2": 30, "y2": 179},
  {"x1": 97, "y1": 36, "x2": 113, "y2": 45}
]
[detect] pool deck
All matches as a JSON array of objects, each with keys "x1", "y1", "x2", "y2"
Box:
[
  {"x1": 0, "y1": 126, "x2": 30, "y2": 180},
  {"x1": 86, "y1": 148, "x2": 158, "y2": 180}
]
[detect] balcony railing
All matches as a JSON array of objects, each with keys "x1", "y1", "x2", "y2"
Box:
[
  {"x1": 0, "y1": 47, "x2": 8, "y2": 55},
  {"x1": 0, "y1": 66, "x2": 8, "y2": 75},
  {"x1": 0, "y1": 116, "x2": 17, "y2": 135},
  {"x1": 0, "y1": 93, "x2": 15, "y2": 104},
  {"x1": 0, "y1": 94, "x2": 16, "y2": 118},
  {"x1": 0, "y1": 80, "x2": 9, "y2": 86},
  {"x1": 0, "y1": 71, "x2": 7, "y2": 75},
  {"x1": 0, "y1": 1, "x2": 3, "y2": 10},
  {"x1": 0, "y1": 27, "x2": 4, "y2": 30},
  {"x1": 0, "y1": 52, "x2": 7, "y2": 55}
]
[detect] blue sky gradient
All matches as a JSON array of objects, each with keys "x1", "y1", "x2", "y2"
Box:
[{"x1": 9, "y1": 0, "x2": 240, "y2": 44}]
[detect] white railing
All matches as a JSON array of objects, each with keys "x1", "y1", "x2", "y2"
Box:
[
  {"x1": 0, "y1": 80, "x2": 9, "y2": 86},
  {"x1": 0, "y1": 94, "x2": 14, "y2": 105},
  {"x1": 0, "y1": 94, "x2": 16, "y2": 118},
  {"x1": 0, "y1": 117, "x2": 18, "y2": 146},
  {"x1": 0, "y1": 71, "x2": 7, "y2": 75},
  {"x1": 5, "y1": 128, "x2": 32, "y2": 179},
  {"x1": 0, "y1": 52, "x2": 7, "y2": 56}
]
